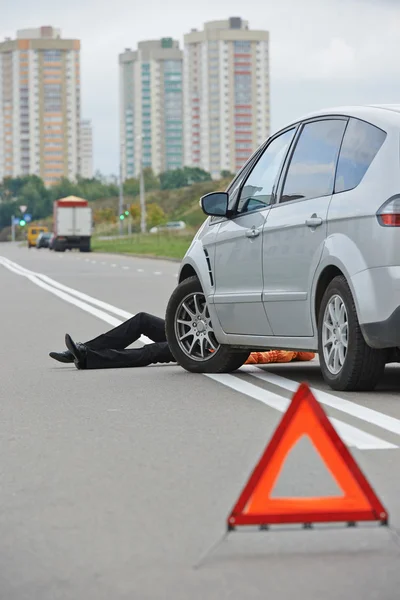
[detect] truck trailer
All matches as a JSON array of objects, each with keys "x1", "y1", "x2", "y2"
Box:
[{"x1": 53, "y1": 196, "x2": 92, "y2": 252}]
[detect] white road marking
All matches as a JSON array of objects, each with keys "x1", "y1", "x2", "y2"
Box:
[
  {"x1": 111, "y1": 264, "x2": 117, "y2": 268},
  {"x1": 154, "y1": 271, "x2": 162, "y2": 275},
  {"x1": 85, "y1": 259, "x2": 90, "y2": 262},
  {"x1": 137, "y1": 268, "x2": 144, "y2": 273},
  {"x1": 246, "y1": 367, "x2": 400, "y2": 438},
  {"x1": 0, "y1": 255, "x2": 398, "y2": 451},
  {"x1": 91, "y1": 261, "x2": 97, "y2": 264},
  {"x1": 206, "y1": 374, "x2": 396, "y2": 450},
  {"x1": 0, "y1": 256, "x2": 151, "y2": 345},
  {"x1": 122, "y1": 266, "x2": 129, "y2": 270},
  {"x1": 101, "y1": 262, "x2": 107, "y2": 265}
]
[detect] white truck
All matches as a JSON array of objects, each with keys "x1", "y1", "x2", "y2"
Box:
[{"x1": 52, "y1": 196, "x2": 92, "y2": 252}]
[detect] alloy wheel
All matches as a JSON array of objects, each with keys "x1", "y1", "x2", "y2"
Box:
[
  {"x1": 174, "y1": 292, "x2": 220, "y2": 361},
  {"x1": 322, "y1": 294, "x2": 349, "y2": 375}
]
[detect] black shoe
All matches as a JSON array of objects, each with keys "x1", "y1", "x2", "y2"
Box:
[
  {"x1": 49, "y1": 350, "x2": 74, "y2": 364},
  {"x1": 65, "y1": 334, "x2": 87, "y2": 370}
]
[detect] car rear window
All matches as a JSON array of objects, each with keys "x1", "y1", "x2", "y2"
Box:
[
  {"x1": 334, "y1": 118, "x2": 386, "y2": 193},
  {"x1": 31, "y1": 229, "x2": 37, "y2": 234}
]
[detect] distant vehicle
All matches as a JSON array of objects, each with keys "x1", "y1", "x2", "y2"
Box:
[
  {"x1": 52, "y1": 196, "x2": 92, "y2": 252},
  {"x1": 149, "y1": 221, "x2": 186, "y2": 234},
  {"x1": 36, "y1": 232, "x2": 52, "y2": 249},
  {"x1": 27, "y1": 226, "x2": 49, "y2": 248},
  {"x1": 48, "y1": 233, "x2": 56, "y2": 250},
  {"x1": 166, "y1": 104, "x2": 400, "y2": 392}
]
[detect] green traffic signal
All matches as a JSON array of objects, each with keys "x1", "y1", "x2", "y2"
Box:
[
  {"x1": 19, "y1": 219, "x2": 26, "y2": 226},
  {"x1": 124, "y1": 210, "x2": 129, "y2": 216},
  {"x1": 119, "y1": 214, "x2": 125, "y2": 220}
]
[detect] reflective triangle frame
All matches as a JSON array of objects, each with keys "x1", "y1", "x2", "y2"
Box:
[{"x1": 228, "y1": 383, "x2": 388, "y2": 528}]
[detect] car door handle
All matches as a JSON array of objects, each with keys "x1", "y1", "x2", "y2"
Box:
[
  {"x1": 245, "y1": 227, "x2": 260, "y2": 238},
  {"x1": 305, "y1": 215, "x2": 323, "y2": 228}
]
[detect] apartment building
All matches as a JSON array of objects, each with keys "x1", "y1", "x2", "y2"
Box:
[
  {"x1": 0, "y1": 26, "x2": 80, "y2": 186},
  {"x1": 184, "y1": 18, "x2": 270, "y2": 178},
  {"x1": 80, "y1": 119, "x2": 93, "y2": 179},
  {"x1": 119, "y1": 38, "x2": 183, "y2": 179}
]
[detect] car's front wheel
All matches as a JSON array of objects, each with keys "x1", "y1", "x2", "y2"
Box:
[
  {"x1": 318, "y1": 275, "x2": 387, "y2": 391},
  {"x1": 165, "y1": 276, "x2": 249, "y2": 373}
]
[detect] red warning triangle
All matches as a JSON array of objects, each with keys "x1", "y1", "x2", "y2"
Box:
[{"x1": 228, "y1": 383, "x2": 388, "y2": 528}]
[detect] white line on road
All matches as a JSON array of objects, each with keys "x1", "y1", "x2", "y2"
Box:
[
  {"x1": 0, "y1": 256, "x2": 151, "y2": 345},
  {"x1": 111, "y1": 264, "x2": 117, "y2": 268},
  {"x1": 154, "y1": 271, "x2": 162, "y2": 275},
  {"x1": 0, "y1": 255, "x2": 398, "y2": 451},
  {"x1": 245, "y1": 367, "x2": 400, "y2": 438},
  {"x1": 137, "y1": 268, "x2": 144, "y2": 273},
  {"x1": 122, "y1": 266, "x2": 129, "y2": 270},
  {"x1": 206, "y1": 374, "x2": 396, "y2": 450}
]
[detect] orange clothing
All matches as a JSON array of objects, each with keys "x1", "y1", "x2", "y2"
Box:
[{"x1": 245, "y1": 350, "x2": 315, "y2": 365}]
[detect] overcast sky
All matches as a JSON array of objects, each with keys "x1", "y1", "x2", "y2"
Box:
[{"x1": 1, "y1": 0, "x2": 399, "y2": 176}]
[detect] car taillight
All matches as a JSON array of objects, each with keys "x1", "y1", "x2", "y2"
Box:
[{"x1": 377, "y1": 195, "x2": 400, "y2": 227}]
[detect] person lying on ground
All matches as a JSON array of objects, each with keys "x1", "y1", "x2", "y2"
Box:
[{"x1": 49, "y1": 312, "x2": 315, "y2": 370}]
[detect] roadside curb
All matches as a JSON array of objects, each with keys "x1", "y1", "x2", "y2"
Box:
[{"x1": 93, "y1": 251, "x2": 181, "y2": 263}]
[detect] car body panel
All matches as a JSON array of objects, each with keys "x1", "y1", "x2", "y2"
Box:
[{"x1": 178, "y1": 105, "x2": 400, "y2": 351}]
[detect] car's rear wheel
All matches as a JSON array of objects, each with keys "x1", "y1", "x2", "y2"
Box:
[
  {"x1": 165, "y1": 276, "x2": 249, "y2": 373},
  {"x1": 318, "y1": 275, "x2": 387, "y2": 391}
]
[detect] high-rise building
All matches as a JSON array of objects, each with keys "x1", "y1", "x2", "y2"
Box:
[
  {"x1": 0, "y1": 26, "x2": 81, "y2": 186},
  {"x1": 119, "y1": 38, "x2": 183, "y2": 179},
  {"x1": 184, "y1": 18, "x2": 270, "y2": 178},
  {"x1": 80, "y1": 119, "x2": 93, "y2": 179}
]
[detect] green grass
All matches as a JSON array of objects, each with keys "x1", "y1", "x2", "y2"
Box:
[{"x1": 92, "y1": 232, "x2": 194, "y2": 260}]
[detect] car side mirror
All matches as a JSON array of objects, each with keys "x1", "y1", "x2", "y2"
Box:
[{"x1": 200, "y1": 192, "x2": 229, "y2": 217}]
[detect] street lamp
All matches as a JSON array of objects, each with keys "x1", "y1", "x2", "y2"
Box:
[
  {"x1": 136, "y1": 134, "x2": 147, "y2": 234},
  {"x1": 119, "y1": 141, "x2": 125, "y2": 236}
]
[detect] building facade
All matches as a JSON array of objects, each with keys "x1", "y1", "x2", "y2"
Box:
[
  {"x1": 119, "y1": 38, "x2": 183, "y2": 179},
  {"x1": 0, "y1": 26, "x2": 81, "y2": 186},
  {"x1": 184, "y1": 18, "x2": 270, "y2": 178},
  {"x1": 80, "y1": 119, "x2": 93, "y2": 179}
]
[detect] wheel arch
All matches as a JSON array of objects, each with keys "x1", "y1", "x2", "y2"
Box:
[
  {"x1": 179, "y1": 264, "x2": 198, "y2": 284},
  {"x1": 314, "y1": 265, "x2": 345, "y2": 325}
]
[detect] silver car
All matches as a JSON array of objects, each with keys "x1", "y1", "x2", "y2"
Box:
[{"x1": 165, "y1": 105, "x2": 400, "y2": 391}]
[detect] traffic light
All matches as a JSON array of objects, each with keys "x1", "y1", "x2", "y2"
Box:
[
  {"x1": 119, "y1": 214, "x2": 125, "y2": 220},
  {"x1": 124, "y1": 210, "x2": 129, "y2": 216},
  {"x1": 19, "y1": 219, "x2": 26, "y2": 227}
]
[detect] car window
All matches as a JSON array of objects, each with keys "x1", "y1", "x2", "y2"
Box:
[
  {"x1": 280, "y1": 119, "x2": 347, "y2": 204},
  {"x1": 31, "y1": 229, "x2": 37, "y2": 235},
  {"x1": 334, "y1": 118, "x2": 386, "y2": 194},
  {"x1": 237, "y1": 128, "x2": 296, "y2": 214}
]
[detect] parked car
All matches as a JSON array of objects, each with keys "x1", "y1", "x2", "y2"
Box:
[
  {"x1": 36, "y1": 231, "x2": 52, "y2": 249},
  {"x1": 149, "y1": 221, "x2": 186, "y2": 234},
  {"x1": 27, "y1": 225, "x2": 48, "y2": 248},
  {"x1": 165, "y1": 105, "x2": 400, "y2": 392}
]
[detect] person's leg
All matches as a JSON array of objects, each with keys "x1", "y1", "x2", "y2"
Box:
[
  {"x1": 85, "y1": 312, "x2": 166, "y2": 350},
  {"x1": 83, "y1": 341, "x2": 174, "y2": 370}
]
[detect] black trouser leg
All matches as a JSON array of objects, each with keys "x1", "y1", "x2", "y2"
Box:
[
  {"x1": 85, "y1": 341, "x2": 174, "y2": 370},
  {"x1": 84, "y1": 312, "x2": 166, "y2": 350}
]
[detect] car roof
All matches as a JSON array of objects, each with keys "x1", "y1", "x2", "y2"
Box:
[{"x1": 281, "y1": 104, "x2": 400, "y2": 132}]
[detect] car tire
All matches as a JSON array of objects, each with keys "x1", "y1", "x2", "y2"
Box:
[
  {"x1": 318, "y1": 275, "x2": 387, "y2": 391},
  {"x1": 165, "y1": 276, "x2": 250, "y2": 373}
]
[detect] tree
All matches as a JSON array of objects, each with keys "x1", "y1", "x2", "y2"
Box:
[
  {"x1": 221, "y1": 170, "x2": 235, "y2": 179},
  {"x1": 182, "y1": 166, "x2": 212, "y2": 184},
  {"x1": 159, "y1": 169, "x2": 187, "y2": 190},
  {"x1": 129, "y1": 203, "x2": 141, "y2": 228},
  {"x1": 94, "y1": 207, "x2": 115, "y2": 225},
  {"x1": 143, "y1": 168, "x2": 160, "y2": 192},
  {"x1": 146, "y1": 203, "x2": 166, "y2": 229},
  {"x1": 124, "y1": 178, "x2": 140, "y2": 197}
]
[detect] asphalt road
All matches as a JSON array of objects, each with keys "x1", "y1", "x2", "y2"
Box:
[{"x1": 1, "y1": 242, "x2": 400, "y2": 600}]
